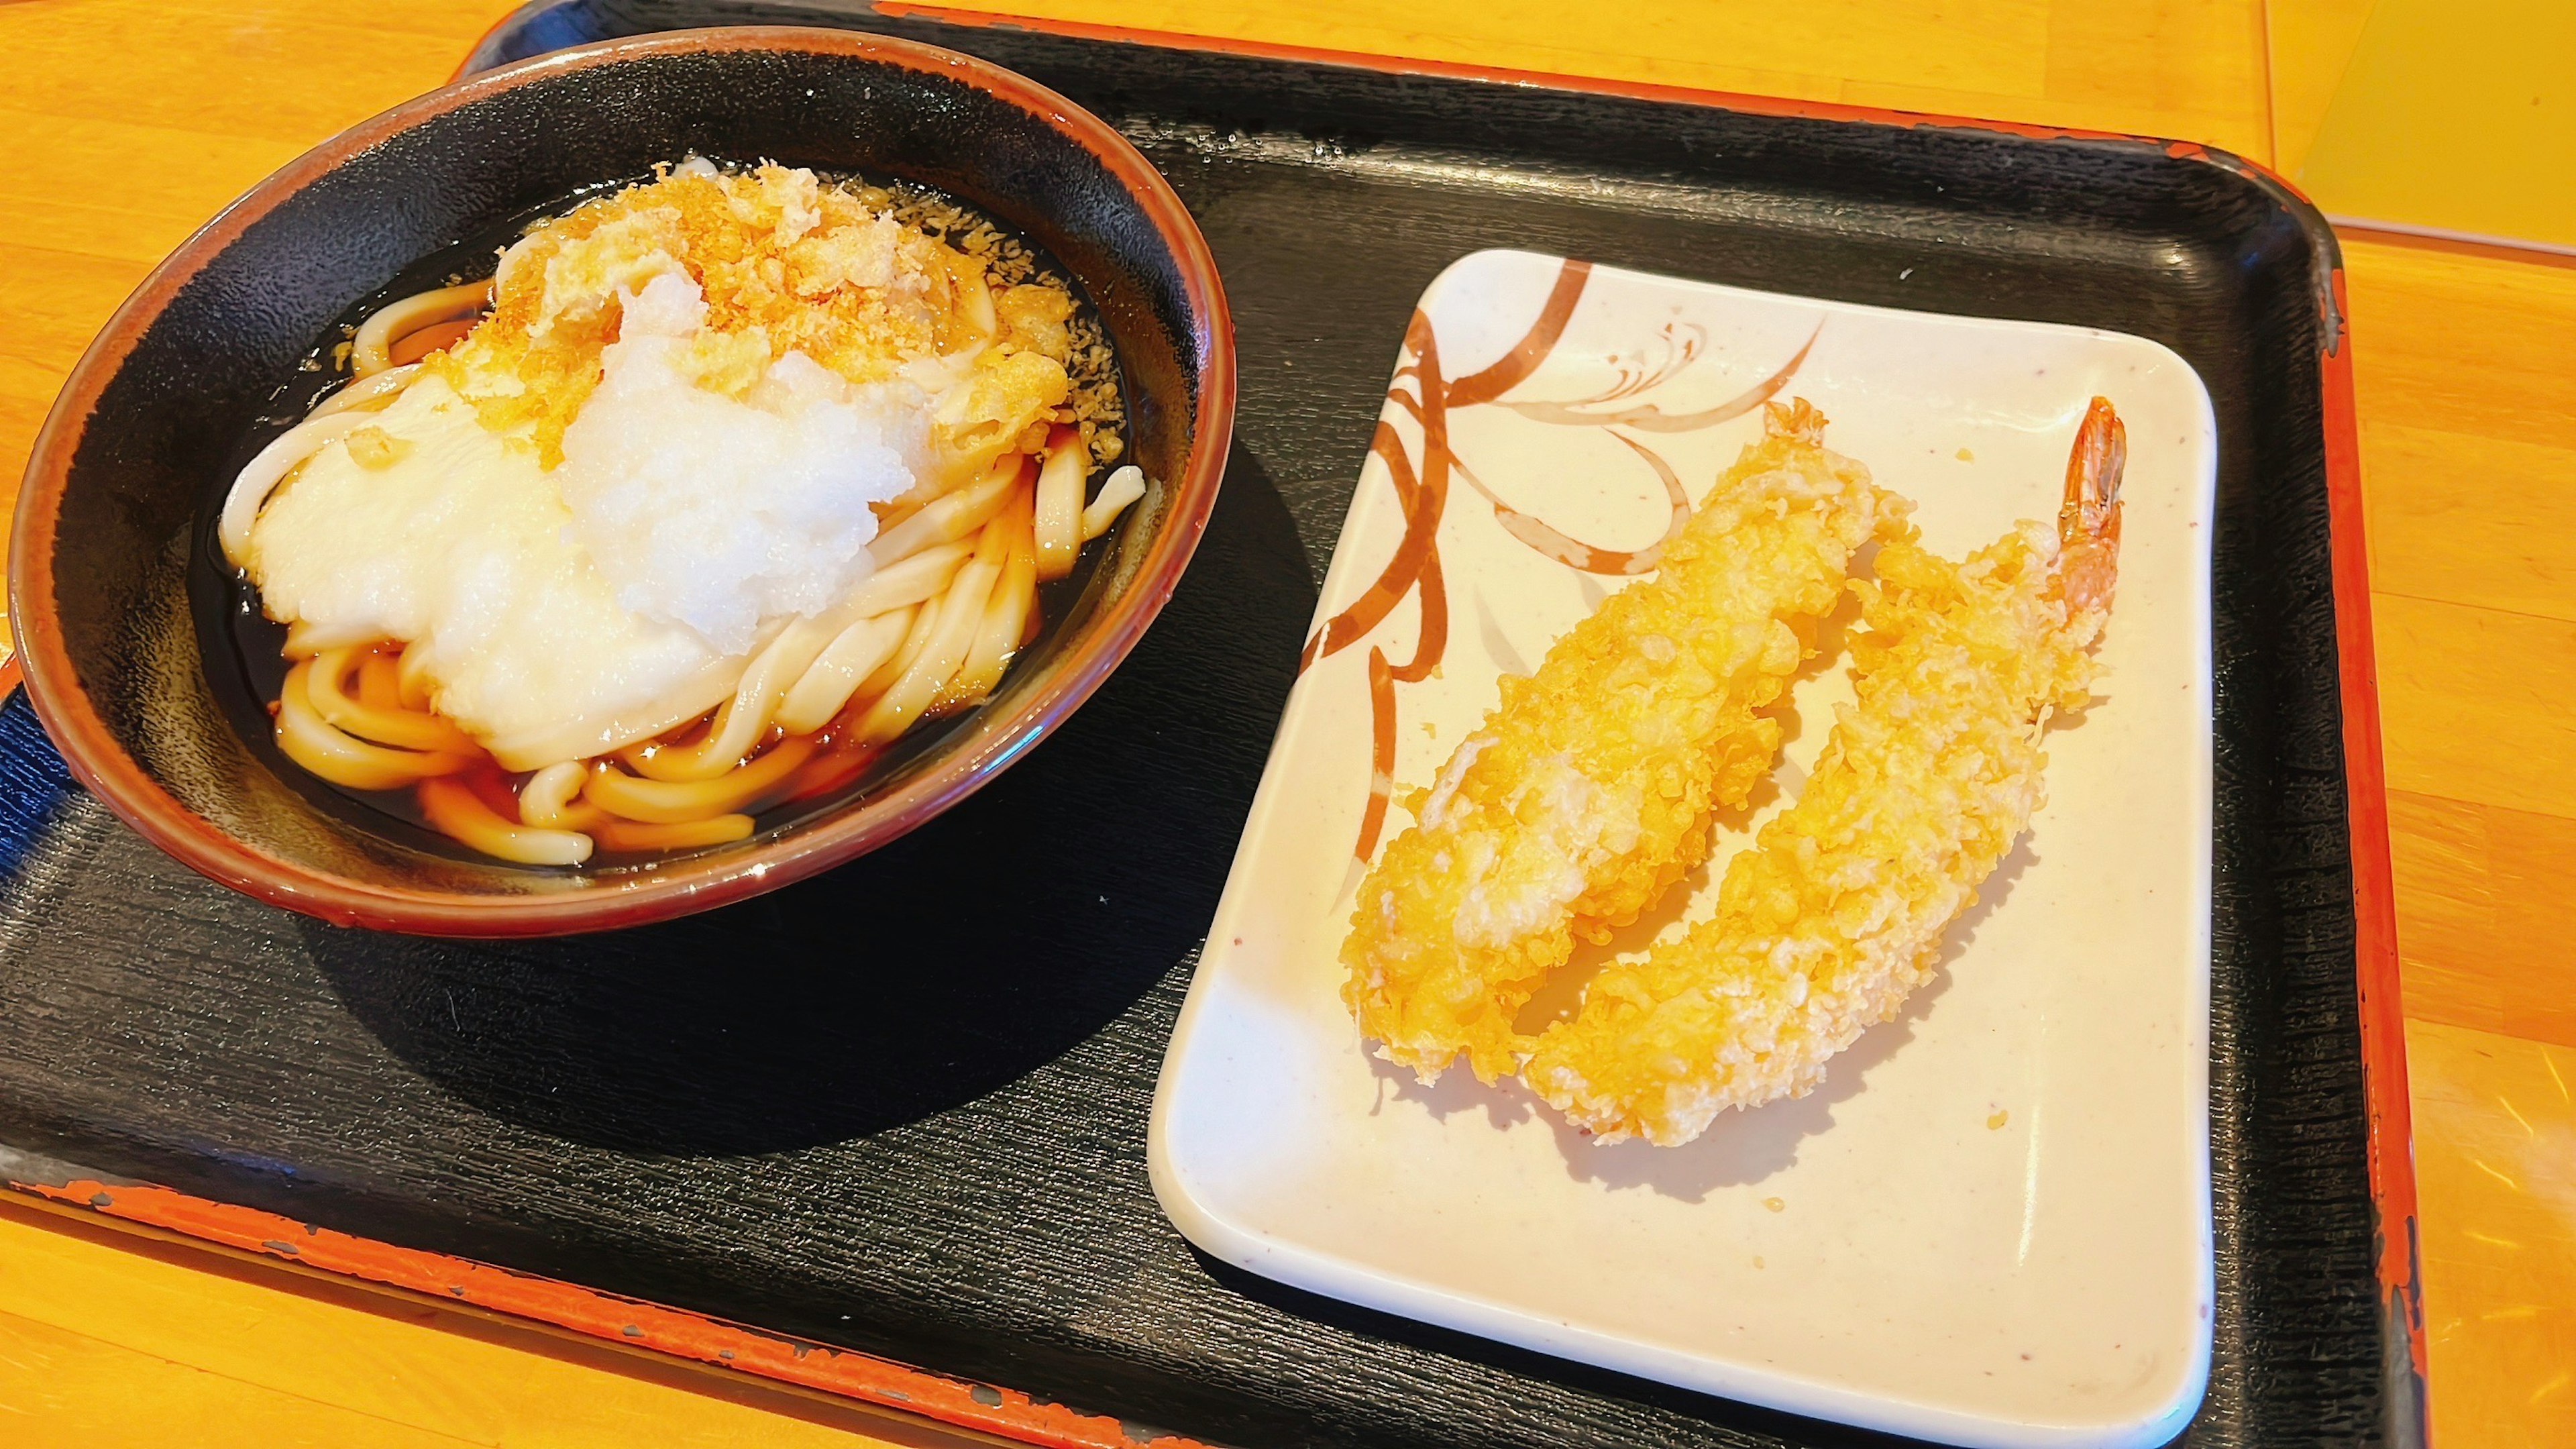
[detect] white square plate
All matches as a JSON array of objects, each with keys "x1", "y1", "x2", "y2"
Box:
[{"x1": 1150, "y1": 250, "x2": 2216, "y2": 1448}]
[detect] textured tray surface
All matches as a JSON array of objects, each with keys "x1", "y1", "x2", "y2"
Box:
[{"x1": 0, "y1": 5, "x2": 2384, "y2": 1446}]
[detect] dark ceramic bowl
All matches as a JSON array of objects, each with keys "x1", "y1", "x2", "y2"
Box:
[{"x1": 11, "y1": 28, "x2": 1232, "y2": 936}]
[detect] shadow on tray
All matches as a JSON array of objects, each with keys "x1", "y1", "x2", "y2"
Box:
[{"x1": 307, "y1": 443, "x2": 1316, "y2": 1157}]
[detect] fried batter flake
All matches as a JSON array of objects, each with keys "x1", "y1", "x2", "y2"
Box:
[
  {"x1": 1525, "y1": 404, "x2": 2124, "y2": 1146},
  {"x1": 425, "y1": 162, "x2": 1077, "y2": 467},
  {"x1": 1341, "y1": 402, "x2": 1896, "y2": 1084}
]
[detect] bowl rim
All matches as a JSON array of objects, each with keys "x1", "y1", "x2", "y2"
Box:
[{"x1": 7, "y1": 25, "x2": 1236, "y2": 937}]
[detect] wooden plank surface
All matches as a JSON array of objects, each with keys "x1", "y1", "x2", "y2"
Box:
[
  {"x1": 2406, "y1": 1020, "x2": 2576, "y2": 1443},
  {"x1": 0, "y1": 1194, "x2": 983, "y2": 1446},
  {"x1": 0, "y1": 1, "x2": 2567, "y2": 1445}
]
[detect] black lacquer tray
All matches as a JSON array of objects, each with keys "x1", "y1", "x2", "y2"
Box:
[{"x1": 0, "y1": 4, "x2": 2424, "y2": 1446}]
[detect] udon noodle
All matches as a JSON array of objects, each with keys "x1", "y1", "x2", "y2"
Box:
[{"x1": 221, "y1": 160, "x2": 1141, "y2": 865}]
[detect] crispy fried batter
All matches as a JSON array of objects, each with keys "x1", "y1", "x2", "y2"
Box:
[
  {"x1": 1525, "y1": 402, "x2": 2126, "y2": 1145},
  {"x1": 424, "y1": 162, "x2": 1081, "y2": 468},
  {"x1": 1342, "y1": 402, "x2": 1895, "y2": 1083}
]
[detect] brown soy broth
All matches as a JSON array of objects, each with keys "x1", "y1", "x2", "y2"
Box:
[{"x1": 203, "y1": 163, "x2": 1132, "y2": 868}]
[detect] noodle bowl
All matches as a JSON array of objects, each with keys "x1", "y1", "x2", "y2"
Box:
[{"x1": 222, "y1": 158, "x2": 1142, "y2": 866}]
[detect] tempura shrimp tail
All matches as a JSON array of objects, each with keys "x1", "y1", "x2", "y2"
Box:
[
  {"x1": 1342, "y1": 400, "x2": 1899, "y2": 1085},
  {"x1": 1527, "y1": 398, "x2": 2128, "y2": 1145}
]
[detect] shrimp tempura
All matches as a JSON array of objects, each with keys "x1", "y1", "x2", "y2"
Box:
[
  {"x1": 1343, "y1": 401, "x2": 1894, "y2": 1083},
  {"x1": 1526, "y1": 398, "x2": 2127, "y2": 1146}
]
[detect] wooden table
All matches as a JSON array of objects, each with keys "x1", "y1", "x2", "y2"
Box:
[{"x1": 1, "y1": 1, "x2": 2567, "y2": 1443}]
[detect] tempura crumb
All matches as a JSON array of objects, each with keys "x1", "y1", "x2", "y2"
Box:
[
  {"x1": 1525, "y1": 515, "x2": 2111, "y2": 1145},
  {"x1": 1340, "y1": 402, "x2": 1896, "y2": 1083},
  {"x1": 424, "y1": 161, "x2": 1106, "y2": 470}
]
